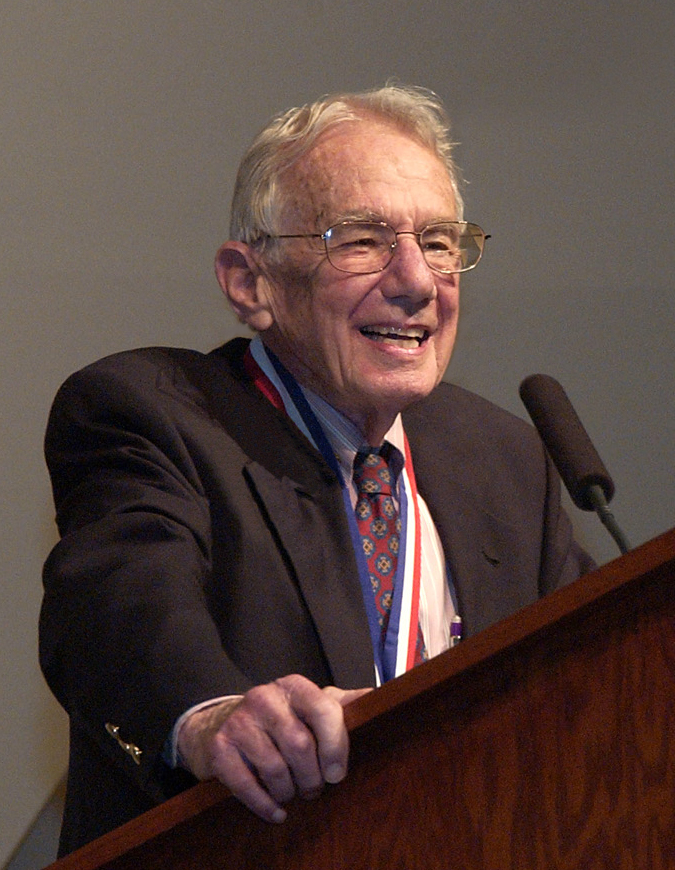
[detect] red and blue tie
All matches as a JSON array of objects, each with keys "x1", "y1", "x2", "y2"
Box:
[
  {"x1": 353, "y1": 449, "x2": 401, "y2": 643},
  {"x1": 353, "y1": 448, "x2": 427, "y2": 669}
]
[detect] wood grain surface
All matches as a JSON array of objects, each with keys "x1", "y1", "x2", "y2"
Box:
[{"x1": 43, "y1": 528, "x2": 675, "y2": 870}]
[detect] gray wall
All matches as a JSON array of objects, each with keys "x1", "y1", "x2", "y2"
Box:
[{"x1": 2, "y1": 1, "x2": 673, "y2": 864}]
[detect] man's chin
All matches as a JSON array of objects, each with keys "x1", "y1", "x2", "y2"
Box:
[
  {"x1": 377, "y1": 372, "x2": 441, "y2": 407},
  {"x1": 358, "y1": 379, "x2": 439, "y2": 424}
]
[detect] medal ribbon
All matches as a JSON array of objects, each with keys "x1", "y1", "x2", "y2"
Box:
[{"x1": 247, "y1": 338, "x2": 424, "y2": 683}]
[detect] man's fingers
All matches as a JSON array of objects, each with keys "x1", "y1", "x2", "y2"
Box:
[
  {"x1": 271, "y1": 678, "x2": 373, "y2": 787},
  {"x1": 208, "y1": 705, "x2": 301, "y2": 820},
  {"x1": 212, "y1": 741, "x2": 288, "y2": 824},
  {"x1": 220, "y1": 697, "x2": 315, "y2": 802},
  {"x1": 260, "y1": 676, "x2": 336, "y2": 795},
  {"x1": 270, "y1": 675, "x2": 352, "y2": 786},
  {"x1": 325, "y1": 685, "x2": 374, "y2": 707},
  {"x1": 177, "y1": 676, "x2": 373, "y2": 823},
  {"x1": 317, "y1": 687, "x2": 370, "y2": 780}
]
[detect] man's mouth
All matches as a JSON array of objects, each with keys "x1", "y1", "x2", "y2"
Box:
[{"x1": 359, "y1": 326, "x2": 429, "y2": 349}]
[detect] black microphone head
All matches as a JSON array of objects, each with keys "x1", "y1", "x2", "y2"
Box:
[{"x1": 519, "y1": 374, "x2": 615, "y2": 511}]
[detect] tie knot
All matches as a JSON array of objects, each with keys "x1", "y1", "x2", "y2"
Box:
[{"x1": 353, "y1": 449, "x2": 394, "y2": 497}]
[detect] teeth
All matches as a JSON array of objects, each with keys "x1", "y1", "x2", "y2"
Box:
[
  {"x1": 360, "y1": 325, "x2": 428, "y2": 347},
  {"x1": 362, "y1": 326, "x2": 426, "y2": 339}
]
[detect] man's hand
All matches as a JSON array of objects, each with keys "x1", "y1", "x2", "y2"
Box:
[{"x1": 177, "y1": 674, "x2": 371, "y2": 823}]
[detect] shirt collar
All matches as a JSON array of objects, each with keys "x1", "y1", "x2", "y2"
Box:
[
  {"x1": 300, "y1": 385, "x2": 405, "y2": 485},
  {"x1": 250, "y1": 336, "x2": 405, "y2": 484}
]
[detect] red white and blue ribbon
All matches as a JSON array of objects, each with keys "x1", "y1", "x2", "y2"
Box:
[{"x1": 247, "y1": 338, "x2": 425, "y2": 684}]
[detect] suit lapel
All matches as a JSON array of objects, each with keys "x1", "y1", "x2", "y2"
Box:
[
  {"x1": 244, "y1": 462, "x2": 375, "y2": 688},
  {"x1": 415, "y1": 469, "x2": 529, "y2": 636},
  {"x1": 180, "y1": 339, "x2": 529, "y2": 668},
  {"x1": 405, "y1": 402, "x2": 538, "y2": 638},
  {"x1": 180, "y1": 340, "x2": 376, "y2": 687}
]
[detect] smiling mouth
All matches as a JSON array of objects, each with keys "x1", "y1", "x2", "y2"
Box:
[{"x1": 360, "y1": 326, "x2": 429, "y2": 348}]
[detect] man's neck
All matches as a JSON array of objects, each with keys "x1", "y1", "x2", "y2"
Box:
[
  {"x1": 250, "y1": 335, "x2": 402, "y2": 451},
  {"x1": 257, "y1": 337, "x2": 396, "y2": 447}
]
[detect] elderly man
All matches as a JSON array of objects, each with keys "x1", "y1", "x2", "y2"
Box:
[{"x1": 40, "y1": 84, "x2": 594, "y2": 856}]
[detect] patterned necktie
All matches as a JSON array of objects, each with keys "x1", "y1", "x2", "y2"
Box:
[
  {"x1": 353, "y1": 449, "x2": 401, "y2": 643},
  {"x1": 353, "y1": 447, "x2": 427, "y2": 669}
]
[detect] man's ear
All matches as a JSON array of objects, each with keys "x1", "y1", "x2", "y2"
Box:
[{"x1": 215, "y1": 241, "x2": 274, "y2": 332}]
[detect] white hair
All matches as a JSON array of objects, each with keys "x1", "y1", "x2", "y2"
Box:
[{"x1": 229, "y1": 84, "x2": 464, "y2": 247}]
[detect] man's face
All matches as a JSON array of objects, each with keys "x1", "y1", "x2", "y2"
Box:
[{"x1": 258, "y1": 122, "x2": 461, "y2": 443}]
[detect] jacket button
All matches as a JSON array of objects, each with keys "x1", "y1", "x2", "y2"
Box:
[{"x1": 105, "y1": 722, "x2": 143, "y2": 765}]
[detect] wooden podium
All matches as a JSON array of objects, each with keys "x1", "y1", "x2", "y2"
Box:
[{"x1": 45, "y1": 528, "x2": 675, "y2": 870}]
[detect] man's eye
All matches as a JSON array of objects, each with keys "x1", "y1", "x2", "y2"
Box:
[
  {"x1": 340, "y1": 235, "x2": 381, "y2": 248},
  {"x1": 423, "y1": 234, "x2": 457, "y2": 252}
]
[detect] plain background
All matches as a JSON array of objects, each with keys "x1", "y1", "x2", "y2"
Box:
[{"x1": 1, "y1": 1, "x2": 673, "y2": 865}]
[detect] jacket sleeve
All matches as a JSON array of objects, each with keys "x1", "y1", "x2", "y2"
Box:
[{"x1": 39, "y1": 350, "x2": 256, "y2": 797}]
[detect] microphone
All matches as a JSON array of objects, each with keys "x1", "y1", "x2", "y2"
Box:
[{"x1": 519, "y1": 374, "x2": 630, "y2": 555}]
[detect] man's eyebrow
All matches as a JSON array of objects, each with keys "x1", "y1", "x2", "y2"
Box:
[{"x1": 327, "y1": 210, "x2": 384, "y2": 224}]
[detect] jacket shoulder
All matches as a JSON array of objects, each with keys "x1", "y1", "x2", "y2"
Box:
[
  {"x1": 48, "y1": 340, "x2": 249, "y2": 418},
  {"x1": 54, "y1": 340, "x2": 245, "y2": 389},
  {"x1": 403, "y1": 380, "x2": 539, "y2": 456}
]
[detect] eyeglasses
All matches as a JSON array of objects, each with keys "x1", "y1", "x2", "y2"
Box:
[{"x1": 264, "y1": 220, "x2": 489, "y2": 275}]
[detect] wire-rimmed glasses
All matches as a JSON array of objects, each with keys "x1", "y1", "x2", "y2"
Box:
[{"x1": 265, "y1": 220, "x2": 489, "y2": 275}]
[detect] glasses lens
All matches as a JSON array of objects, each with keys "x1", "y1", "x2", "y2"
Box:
[
  {"x1": 421, "y1": 222, "x2": 485, "y2": 273},
  {"x1": 323, "y1": 221, "x2": 486, "y2": 274},
  {"x1": 324, "y1": 222, "x2": 394, "y2": 273}
]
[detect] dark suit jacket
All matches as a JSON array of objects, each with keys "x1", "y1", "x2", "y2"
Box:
[{"x1": 40, "y1": 337, "x2": 594, "y2": 855}]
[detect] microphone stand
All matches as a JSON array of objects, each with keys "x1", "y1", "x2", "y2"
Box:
[{"x1": 586, "y1": 483, "x2": 631, "y2": 555}]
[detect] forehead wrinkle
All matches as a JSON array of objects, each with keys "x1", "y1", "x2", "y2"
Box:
[
  {"x1": 277, "y1": 136, "x2": 352, "y2": 230},
  {"x1": 279, "y1": 121, "x2": 455, "y2": 231}
]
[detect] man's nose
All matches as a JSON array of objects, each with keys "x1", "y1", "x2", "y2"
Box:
[{"x1": 380, "y1": 233, "x2": 437, "y2": 301}]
